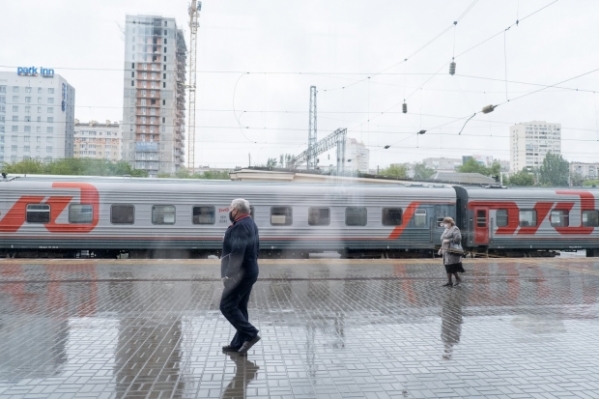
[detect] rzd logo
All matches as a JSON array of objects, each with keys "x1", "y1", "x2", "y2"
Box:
[{"x1": 0, "y1": 182, "x2": 100, "y2": 233}]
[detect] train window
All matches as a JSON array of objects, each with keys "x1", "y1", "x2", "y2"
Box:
[
  {"x1": 152, "y1": 205, "x2": 175, "y2": 225},
  {"x1": 582, "y1": 210, "x2": 599, "y2": 227},
  {"x1": 496, "y1": 209, "x2": 508, "y2": 227},
  {"x1": 346, "y1": 207, "x2": 367, "y2": 226},
  {"x1": 250, "y1": 206, "x2": 255, "y2": 218},
  {"x1": 476, "y1": 210, "x2": 486, "y2": 227},
  {"x1": 26, "y1": 204, "x2": 50, "y2": 223},
  {"x1": 271, "y1": 206, "x2": 292, "y2": 226},
  {"x1": 382, "y1": 208, "x2": 402, "y2": 226},
  {"x1": 192, "y1": 206, "x2": 215, "y2": 224},
  {"x1": 111, "y1": 205, "x2": 134, "y2": 224},
  {"x1": 414, "y1": 209, "x2": 427, "y2": 227},
  {"x1": 69, "y1": 204, "x2": 93, "y2": 224},
  {"x1": 519, "y1": 210, "x2": 537, "y2": 227},
  {"x1": 308, "y1": 207, "x2": 330, "y2": 226},
  {"x1": 550, "y1": 210, "x2": 569, "y2": 227}
]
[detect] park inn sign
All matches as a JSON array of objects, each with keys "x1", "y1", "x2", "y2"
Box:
[{"x1": 17, "y1": 66, "x2": 55, "y2": 78}]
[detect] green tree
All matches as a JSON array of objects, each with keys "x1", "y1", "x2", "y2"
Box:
[
  {"x1": 201, "y1": 170, "x2": 230, "y2": 179},
  {"x1": 413, "y1": 163, "x2": 435, "y2": 180},
  {"x1": 175, "y1": 168, "x2": 191, "y2": 179},
  {"x1": 266, "y1": 158, "x2": 278, "y2": 168},
  {"x1": 539, "y1": 152, "x2": 569, "y2": 187},
  {"x1": 380, "y1": 164, "x2": 408, "y2": 179},
  {"x1": 3, "y1": 159, "x2": 45, "y2": 174},
  {"x1": 506, "y1": 168, "x2": 535, "y2": 186},
  {"x1": 458, "y1": 159, "x2": 501, "y2": 181}
]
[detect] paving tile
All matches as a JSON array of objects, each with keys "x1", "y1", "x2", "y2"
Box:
[{"x1": 1, "y1": 258, "x2": 599, "y2": 398}]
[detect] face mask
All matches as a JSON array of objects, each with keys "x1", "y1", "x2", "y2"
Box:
[
  {"x1": 229, "y1": 211, "x2": 236, "y2": 223},
  {"x1": 443, "y1": 224, "x2": 450, "y2": 229}
]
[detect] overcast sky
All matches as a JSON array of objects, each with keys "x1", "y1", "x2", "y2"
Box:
[{"x1": 2, "y1": 0, "x2": 599, "y2": 169}]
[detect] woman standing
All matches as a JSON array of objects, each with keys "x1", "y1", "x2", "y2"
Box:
[{"x1": 439, "y1": 216, "x2": 465, "y2": 287}]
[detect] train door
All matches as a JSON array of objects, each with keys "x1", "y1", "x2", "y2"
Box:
[{"x1": 473, "y1": 207, "x2": 489, "y2": 245}]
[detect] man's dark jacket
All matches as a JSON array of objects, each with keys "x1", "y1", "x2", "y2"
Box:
[{"x1": 221, "y1": 216, "x2": 260, "y2": 279}]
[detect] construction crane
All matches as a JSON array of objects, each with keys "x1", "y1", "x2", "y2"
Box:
[
  {"x1": 307, "y1": 86, "x2": 317, "y2": 170},
  {"x1": 187, "y1": 1, "x2": 201, "y2": 170}
]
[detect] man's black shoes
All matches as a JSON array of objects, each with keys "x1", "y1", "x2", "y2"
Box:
[
  {"x1": 222, "y1": 345, "x2": 240, "y2": 353},
  {"x1": 237, "y1": 335, "x2": 261, "y2": 355}
]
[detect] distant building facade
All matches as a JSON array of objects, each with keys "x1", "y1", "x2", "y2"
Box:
[
  {"x1": 510, "y1": 121, "x2": 561, "y2": 173},
  {"x1": 121, "y1": 15, "x2": 187, "y2": 177},
  {"x1": 345, "y1": 138, "x2": 370, "y2": 173},
  {"x1": 0, "y1": 69, "x2": 75, "y2": 164},
  {"x1": 74, "y1": 120, "x2": 122, "y2": 162},
  {"x1": 422, "y1": 157, "x2": 462, "y2": 173},
  {"x1": 570, "y1": 162, "x2": 599, "y2": 180}
]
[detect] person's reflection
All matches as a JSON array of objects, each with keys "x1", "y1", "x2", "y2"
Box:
[
  {"x1": 221, "y1": 354, "x2": 259, "y2": 398},
  {"x1": 441, "y1": 290, "x2": 465, "y2": 360}
]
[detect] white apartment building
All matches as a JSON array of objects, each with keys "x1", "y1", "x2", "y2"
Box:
[
  {"x1": 510, "y1": 121, "x2": 561, "y2": 173},
  {"x1": 0, "y1": 69, "x2": 75, "y2": 164},
  {"x1": 570, "y1": 162, "x2": 599, "y2": 180},
  {"x1": 345, "y1": 138, "x2": 370, "y2": 173},
  {"x1": 74, "y1": 120, "x2": 122, "y2": 162},
  {"x1": 121, "y1": 15, "x2": 187, "y2": 177}
]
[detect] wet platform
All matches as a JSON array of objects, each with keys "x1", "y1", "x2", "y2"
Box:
[{"x1": 1, "y1": 258, "x2": 599, "y2": 399}]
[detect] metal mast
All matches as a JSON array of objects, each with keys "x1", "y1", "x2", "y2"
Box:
[
  {"x1": 307, "y1": 86, "x2": 317, "y2": 170},
  {"x1": 187, "y1": 1, "x2": 201, "y2": 170}
]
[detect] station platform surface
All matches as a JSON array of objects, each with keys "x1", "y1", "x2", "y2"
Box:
[{"x1": 1, "y1": 258, "x2": 599, "y2": 399}]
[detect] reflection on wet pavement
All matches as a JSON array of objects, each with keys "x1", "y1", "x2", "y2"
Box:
[{"x1": 0, "y1": 258, "x2": 598, "y2": 398}]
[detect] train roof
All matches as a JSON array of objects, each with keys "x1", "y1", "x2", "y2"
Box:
[
  {"x1": 457, "y1": 185, "x2": 599, "y2": 200},
  {"x1": 0, "y1": 174, "x2": 457, "y2": 198}
]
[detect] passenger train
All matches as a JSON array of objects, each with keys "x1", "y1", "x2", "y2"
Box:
[{"x1": 1, "y1": 175, "x2": 598, "y2": 258}]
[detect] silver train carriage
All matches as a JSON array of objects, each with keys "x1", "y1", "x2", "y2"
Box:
[
  {"x1": 0, "y1": 176, "x2": 456, "y2": 258},
  {"x1": 455, "y1": 186, "x2": 599, "y2": 257}
]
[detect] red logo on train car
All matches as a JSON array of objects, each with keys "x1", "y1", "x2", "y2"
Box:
[
  {"x1": 468, "y1": 190, "x2": 596, "y2": 236},
  {"x1": 0, "y1": 182, "x2": 100, "y2": 233}
]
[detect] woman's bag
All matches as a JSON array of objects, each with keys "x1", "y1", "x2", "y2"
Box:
[{"x1": 447, "y1": 242, "x2": 465, "y2": 256}]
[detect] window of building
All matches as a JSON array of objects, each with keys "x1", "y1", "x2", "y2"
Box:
[
  {"x1": 308, "y1": 207, "x2": 330, "y2": 226},
  {"x1": 25, "y1": 106, "x2": 30, "y2": 113},
  {"x1": 12, "y1": 105, "x2": 20, "y2": 112},
  {"x1": 11, "y1": 116, "x2": 17, "y2": 122},
  {"x1": 26, "y1": 204, "x2": 50, "y2": 223},
  {"x1": 152, "y1": 205, "x2": 175, "y2": 224},
  {"x1": 48, "y1": 88, "x2": 54, "y2": 94},
  {"x1": 271, "y1": 206, "x2": 292, "y2": 225},
  {"x1": 496, "y1": 209, "x2": 508, "y2": 227},
  {"x1": 37, "y1": 97, "x2": 42, "y2": 103},
  {"x1": 111, "y1": 205, "x2": 135, "y2": 224},
  {"x1": 582, "y1": 210, "x2": 599, "y2": 227},
  {"x1": 345, "y1": 207, "x2": 367, "y2": 226},
  {"x1": 11, "y1": 126, "x2": 17, "y2": 132},
  {"x1": 12, "y1": 96, "x2": 18, "y2": 102},
  {"x1": 12, "y1": 87, "x2": 19, "y2": 93},
  {"x1": 23, "y1": 145, "x2": 30, "y2": 152},
  {"x1": 47, "y1": 107, "x2": 53, "y2": 113},
  {"x1": 46, "y1": 146, "x2": 53, "y2": 153},
  {"x1": 69, "y1": 204, "x2": 93, "y2": 223},
  {"x1": 25, "y1": 97, "x2": 31, "y2": 103},
  {"x1": 37, "y1": 88, "x2": 42, "y2": 94},
  {"x1": 382, "y1": 208, "x2": 403, "y2": 226},
  {"x1": 47, "y1": 127, "x2": 53, "y2": 133},
  {"x1": 47, "y1": 117, "x2": 53, "y2": 123},
  {"x1": 24, "y1": 135, "x2": 30, "y2": 141},
  {"x1": 519, "y1": 210, "x2": 537, "y2": 227},
  {"x1": 550, "y1": 210, "x2": 569, "y2": 227},
  {"x1": 37, "y1": 106, "x2": 41, "y2": 113},
  {"x1": 25, "y1": 87, "x2": 31, "y2": 93},
  {"x1": 192, "y1": 206, "x2": 215, "y2": 224},
  {"x1": 47, "y1": 97, "x2": 54, "y2": 104},
  {"x1": 0, "y1": 86, "x2": 5, "y2": 93}
]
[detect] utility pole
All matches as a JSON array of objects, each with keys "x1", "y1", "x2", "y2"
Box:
[
  {"x1": 187, "y1": 1, "x2": 201, "y2": 171},
  {"x1": 307, "y1": 86, "x2": 317, "y2": 170}
]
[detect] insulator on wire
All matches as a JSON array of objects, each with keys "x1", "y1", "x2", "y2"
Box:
[
  {"x1": 402, "y1": 102, "x2": 407, "y2": 114},
  {"x1": 449, "y1": 60, "x2": 456, "y2": 76},
  {"x1": 482, "y1": 104, "x2": 495, "y2": 114}
]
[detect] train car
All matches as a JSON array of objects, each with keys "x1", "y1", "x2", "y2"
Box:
[
  {"x1": 455, "y1": 186, "x2": 599, "y2": 257},
  {"x1": 0, "y1": 175, "x2": 456, "y2": 258}
]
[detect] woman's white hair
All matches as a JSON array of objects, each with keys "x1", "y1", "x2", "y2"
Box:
[{"x1": 230, "y1": 198, "x2": 251, "y2": 213}]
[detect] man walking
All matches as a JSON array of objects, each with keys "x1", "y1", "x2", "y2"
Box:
[{"x1": 220, "y1": 198, "x2": 261, "y2": 355}]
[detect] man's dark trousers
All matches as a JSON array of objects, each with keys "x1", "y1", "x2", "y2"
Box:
[{"x1": 220, "y1": 274, "x2": 259, "y2": 349}]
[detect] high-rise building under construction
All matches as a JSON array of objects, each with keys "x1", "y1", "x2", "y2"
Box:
[{"x1": 121, "y1": 15, "x2": 187, "y2": 176}]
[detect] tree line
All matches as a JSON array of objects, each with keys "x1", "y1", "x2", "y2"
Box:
[
  {"x1": 378, "y1": 152, "x2": 577, "y2": 187},
  {"x1": 1, "y1": 158, "x2": 231, "y2": 180}
]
